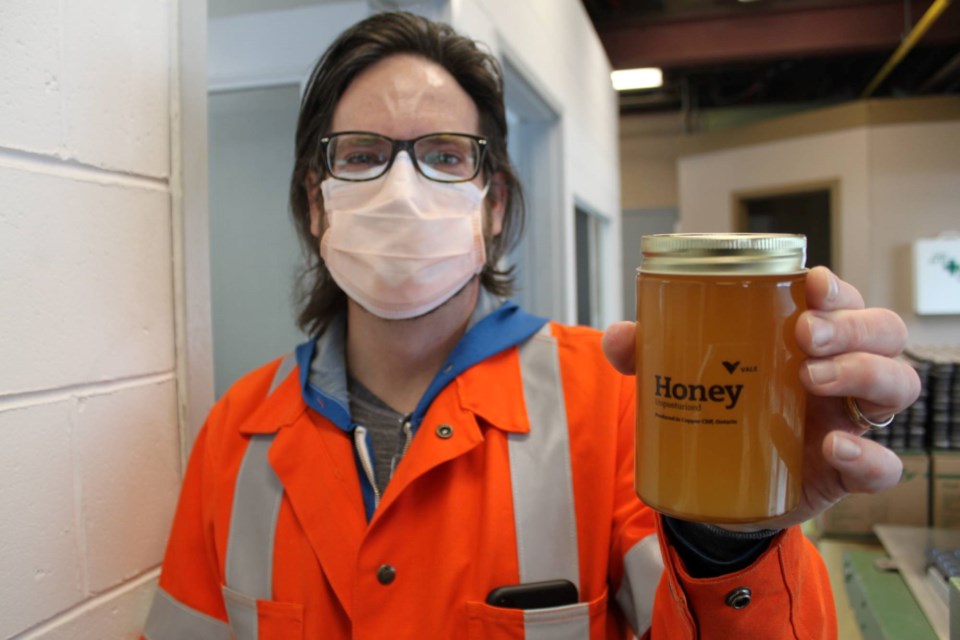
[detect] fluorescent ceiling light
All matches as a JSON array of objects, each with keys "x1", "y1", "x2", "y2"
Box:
[{"x1": 611, "y1": 68, "x2": 663, "y2": 91}]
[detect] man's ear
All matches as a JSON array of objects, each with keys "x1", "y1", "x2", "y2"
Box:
[
  {"x1": 486, "y1": 172, "x2": 507, "y2": 237},
  {"x1": 306, "y1": 170, "x2": 323, "y2": 238}
]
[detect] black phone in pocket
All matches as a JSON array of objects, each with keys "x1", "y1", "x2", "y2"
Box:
[{"x1": 485, "y1": 579, "x2": 579, "y2": 610}]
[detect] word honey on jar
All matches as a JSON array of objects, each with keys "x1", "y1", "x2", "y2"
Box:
[{"x1": 635, "y1": 233, "x2": 808, "y2": 523}]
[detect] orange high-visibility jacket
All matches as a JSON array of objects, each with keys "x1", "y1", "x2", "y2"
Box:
[{"x1": 144, "y1": 302, "x2": 836, "y2": 639}]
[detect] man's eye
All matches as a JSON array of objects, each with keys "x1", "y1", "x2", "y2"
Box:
[
  {"x1": 342, "y1": 152, "x2": 385, "y2": 166},
  {"x1": 423, "y1": 151, "x2": 463, "y2": 166}
]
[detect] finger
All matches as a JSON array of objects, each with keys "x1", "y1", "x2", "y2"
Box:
[
  {"x1": 823, "y1": 431, "x2": 902, "y2": 494},
  {"x1": 797, "y1": 307, "x2": 909, "y2": 358},
  {"x1": 802, "y1": 352, "x2": 921, "y2": 419},
  {"x1": 805, "y1": 266, "x2": 864, "y2": 312},
  {"x1": 602, "y1": 321, "x2": 636, "y2": 375}
]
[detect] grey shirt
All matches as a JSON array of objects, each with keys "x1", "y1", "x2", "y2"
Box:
[
  {"x1": 344, "y1": 287, "x2": 505, "y2": 496},
  {"x1": 347, "y1": 375, "x2": 408, "y2": 497}
]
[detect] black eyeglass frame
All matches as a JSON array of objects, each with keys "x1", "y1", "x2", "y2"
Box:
[{"x1": 318, "y1": 131, "x2": 489, "y2": 183}]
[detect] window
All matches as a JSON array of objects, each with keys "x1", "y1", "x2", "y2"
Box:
[{"x1": 575, "y1": 206, "x2": 604, "y2": 327}]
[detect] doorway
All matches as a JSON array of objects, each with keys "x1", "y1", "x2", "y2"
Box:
[
  {"x1": 735, "y1": 183, "x2": 837, "y2": 271},
  {"x1": 208, "y1": 85, "x2": 305, "y2": 397},
  {"x1": 575, "y1": 205, "x2": 607, "y2": 327},
  {"x1": 502, "y1": 58, "x2": 565, "y2": 321}
]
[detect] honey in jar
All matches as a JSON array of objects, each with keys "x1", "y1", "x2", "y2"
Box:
[{"x1": 635, "y1": 233, "x2": 807, "y2": 523}]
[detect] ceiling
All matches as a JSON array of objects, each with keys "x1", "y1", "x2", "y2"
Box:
[
  {"x1": 581, "y1": 0, "x2": 960, "y2": 114},
  {"x1": 208, "y1": 0, "x2": 333, "y2": 18}
]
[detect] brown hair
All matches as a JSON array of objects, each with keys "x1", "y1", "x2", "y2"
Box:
[{"x1": 289, "y1": 11, "x2": 525, "y2": 336}]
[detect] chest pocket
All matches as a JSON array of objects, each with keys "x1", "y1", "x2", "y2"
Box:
[{"x1": 467, "y1": 326, "x2": 594, "y2": 639}]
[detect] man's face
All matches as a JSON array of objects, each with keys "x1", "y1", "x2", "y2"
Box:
[{"x1": 308, "y1": 54, "x2": 506, "y2": 238}]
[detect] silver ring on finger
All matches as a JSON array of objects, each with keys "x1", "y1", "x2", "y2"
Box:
[{"x1": 844, "y1": 396, "x2": 895, "y2": 431}]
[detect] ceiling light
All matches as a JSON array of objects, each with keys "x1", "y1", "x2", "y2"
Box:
[{"x1": 611, "y1": 68, "x2": 663, "y2": 91}]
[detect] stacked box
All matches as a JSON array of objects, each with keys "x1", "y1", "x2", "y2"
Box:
[
  {"x1": 816, "y1": 452, "x2": 930, "y2": 537},
  {"x1": 823, "y1": 347, "x2": 960, "y2": 536},
  {"x1": 931, "y1": 358, "x2": 953, "y2": 450},
  {"x1": 908, "y1": 353, "x2": 933, "y2": 450},
  {"x1": 951, "y1": 348, "x2": 960, "y2": 450},
  {"x1": 860, "y1": 352, "x2": 926, "y2": 451},
  {"x1": 933, "y1": 451, "x2": 960, "y2": 529},
  {"x1": 864, "y1": 347, "x2": 959, "y2": 452}
]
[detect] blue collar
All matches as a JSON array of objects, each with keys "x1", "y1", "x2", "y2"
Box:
[{"x1": 295, "y1": 298, "x2": 548, "y2": 432}]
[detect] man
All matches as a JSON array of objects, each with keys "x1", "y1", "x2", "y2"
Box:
[{"x1": 144, "y1": 12, "x2": 918, "y2": 639}]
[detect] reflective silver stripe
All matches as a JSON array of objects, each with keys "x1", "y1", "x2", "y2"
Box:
[
  {"x1": 511, "y1": 325, "x2": 581, "y2": 589},
  {"x1": 223, "y1": 585, "x2": 259, "y2": 640},
  {"x1": 269, "y1": 353, "x2": 297, "y2": 395},
  {"x1": 615, "y1": 534, "x2": 663, "y2": 636},
  {"x1": 143, "y1": 586, "x2": 231, "y2": 640},
  {"x1": 224, "y1": 354, "x2": 292, "y2": 597},
  {"x1": 524, "y1": 603, "x2": 590, "y2": 639},
  {"x1": 225, "y1": 433, "x2": 283, "y2": 598},
  {"x1": 148, "y1": 359, "x2": 293, "y2": 640},
  {"x1": 220, "y1": 356, "x2": 292, "y2": 638}
]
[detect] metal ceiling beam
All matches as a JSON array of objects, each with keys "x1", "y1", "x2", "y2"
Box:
[
  {"x1": 862, "y1": 0, "x2": 953, "y2": 96},
  {"x1": 918, "y1": 48, "x2": 960, "y2": 91},
  {"x1": 599, "y1": 2, "x2": 960, "y2": 70}
]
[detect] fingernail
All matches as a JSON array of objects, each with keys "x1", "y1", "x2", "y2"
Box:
[
  {"x1": 833, "y1": 435, "x2": 862, "y2": 462},
  {"x1": 826, "y1": 273, "x2": 840, "y2": 302},
  {"x1": 806, "y1": 360, "x2": 838, "y2": 384},
  {"x1": 808, "y1": 315, "x2": 834, "y2": 349}
]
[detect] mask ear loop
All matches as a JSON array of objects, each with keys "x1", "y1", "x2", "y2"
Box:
[{"x1": 473, "y1": 181, "x2": 496, "y2": 278}]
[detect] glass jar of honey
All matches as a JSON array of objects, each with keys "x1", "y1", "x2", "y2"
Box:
[{"x1": 635, "y1": 233, "x2": 807, "y2": 523}]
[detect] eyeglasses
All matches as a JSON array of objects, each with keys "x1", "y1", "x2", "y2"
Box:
[{"x1": 319, "y1": 131, "x2": 488, "y2": 183}]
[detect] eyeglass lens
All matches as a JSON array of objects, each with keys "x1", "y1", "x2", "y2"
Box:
[{"x1": 327, "y1": 133, "x2": 480, "y2": 182}]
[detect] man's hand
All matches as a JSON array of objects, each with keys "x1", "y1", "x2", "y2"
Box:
[{"x1": 602, "y1": 266, "x2": 921, "y2": 531}]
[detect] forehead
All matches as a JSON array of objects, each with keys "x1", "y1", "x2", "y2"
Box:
[{"x1": 330, "y1": 54, "x2": 480, "y2": 138}]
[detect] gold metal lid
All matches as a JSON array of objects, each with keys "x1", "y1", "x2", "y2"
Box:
[{"x1": 639, "y1": 233, "x2": 807, "y2": 275}]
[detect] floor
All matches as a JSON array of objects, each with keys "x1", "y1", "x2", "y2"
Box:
[{"x1": 818, "y1": 537, "x2": 885, "y2": 640}]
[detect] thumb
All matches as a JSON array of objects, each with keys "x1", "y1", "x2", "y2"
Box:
[{"x1": 602, "y1": 321, "x2": 636, "y2": 375}]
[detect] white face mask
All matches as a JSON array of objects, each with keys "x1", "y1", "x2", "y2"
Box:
[{"x1": 319, "y1": 153, "x2": 488, "y2": 320}]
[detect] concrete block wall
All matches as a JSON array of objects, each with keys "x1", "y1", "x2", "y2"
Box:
[{"x1": 0, "y1": 1, "x2": 182, "y2": 637}]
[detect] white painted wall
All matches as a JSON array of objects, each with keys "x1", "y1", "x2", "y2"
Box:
[
  {"x1": 451, "y1": 0, "x2": 622, "y2": 325},
  {"x1": 619, "y1": 112, "x2": 684, "y2": 210},
  {"x1": 0, "y1": 0, "x2": 191, "y2": 637},
  {"x1": 678, "y1": 129, "x2": 872, "y2": 298},
  {"x1": 677, "y1": 117, "x2": 960, "y2": 346},
  {"x1": 867, "y1": 120, "x2": 960, "y2": 346}
]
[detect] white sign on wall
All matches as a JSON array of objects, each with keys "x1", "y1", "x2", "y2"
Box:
[{"x1": 913, "y1": 235, "x2": 960, "y2": 315}]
